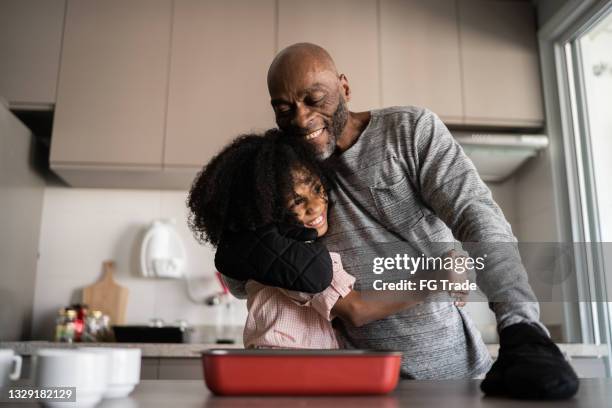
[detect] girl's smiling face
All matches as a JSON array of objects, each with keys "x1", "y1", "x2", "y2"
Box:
[{"x1": 287, "y1": 168, "x2": 329, "y2": 237}]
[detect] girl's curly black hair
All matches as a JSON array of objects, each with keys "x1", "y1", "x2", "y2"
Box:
[{"x1": 187, "y1": 128, "x2": 335, "y2": 247}]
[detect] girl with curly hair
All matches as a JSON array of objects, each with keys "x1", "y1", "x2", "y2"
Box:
[{"x1": 187, "y1": 129, "x2": 453, "y2": 348}]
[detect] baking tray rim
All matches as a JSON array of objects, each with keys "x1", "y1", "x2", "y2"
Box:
[{"x1": 201, "y1": 348, "x2": 403, "y2": 356}]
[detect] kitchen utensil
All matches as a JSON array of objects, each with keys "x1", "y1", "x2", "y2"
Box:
[
  {"x1": 140, "y1": 219, "x2": 186, "y2": 278},
  {"x1": 78, "y1": 347, "x2": 141, "y2": 398},
  {"x1": 33, "y1": 349, "x2": 108, "y2": 408},
  {"x1": 0, "y1": 349, "x2": 22, "y2": 389},
  {"x1": 112, "y1": 325, "x2": 185, "y2": 343},
  {"x1": 82, "y1": 261, "x2": 128, "y2": 325},
  {"x1": 201, "y1": 349, "x2": 402, "y2": 395}
]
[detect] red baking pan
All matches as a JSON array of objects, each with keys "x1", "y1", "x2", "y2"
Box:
[{"x1": 201, "y1": 349, "x2": 402, "y2": 396}]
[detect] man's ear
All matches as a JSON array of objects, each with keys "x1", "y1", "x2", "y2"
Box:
[{"x1": 339, "y1": 73, "x2": 351, "y2": 103}]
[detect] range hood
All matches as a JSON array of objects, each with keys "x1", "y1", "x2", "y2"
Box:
[{"x1": 452, "y1": 131, "x2": 549, "y2": 182}]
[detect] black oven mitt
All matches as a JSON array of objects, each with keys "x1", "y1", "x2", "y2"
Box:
[
  {"x1": 480, "y1": 322, "x2": 579, "y2": 399},
  {"x1": 215, "y1": 223, "x2": 333, "y2": 293}
]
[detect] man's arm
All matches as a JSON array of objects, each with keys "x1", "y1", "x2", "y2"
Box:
[
  {"x1": 281, "y1": 250, "x2": 467, "y2": 326},
  {"x1": 332, "y1": 291, "x2": 425, "y2": 327},
  {"x1": 279, "y1": 283, "x2": 426, "y2": 326},
  {"x1": 410, "y1": 109, "x2": 546, "y2": 333}
]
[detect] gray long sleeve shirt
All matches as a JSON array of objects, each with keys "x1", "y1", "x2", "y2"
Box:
[{"x1": 223, "y1": 106, "x2": 545, "y2": 379}]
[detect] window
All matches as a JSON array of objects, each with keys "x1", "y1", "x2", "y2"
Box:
[
  {"x1": 578, "y1": 12, "x2": 612, "y2": 243},
  {"x1": 554, "y1": 1, "x2": 612, "y2": 376}
]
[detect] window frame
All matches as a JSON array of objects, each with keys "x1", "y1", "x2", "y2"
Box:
[{"x1": 538, "y1": 0, "x2": 612, "y2": 377}]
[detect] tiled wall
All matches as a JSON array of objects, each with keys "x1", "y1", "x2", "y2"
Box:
[{"x1": 30, "y1": 179, "x2": 523, "y2": 341}]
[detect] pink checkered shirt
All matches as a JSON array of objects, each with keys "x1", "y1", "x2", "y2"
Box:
[{"x1": 243, "y1": 252, "x2": 356, "y2": 349}]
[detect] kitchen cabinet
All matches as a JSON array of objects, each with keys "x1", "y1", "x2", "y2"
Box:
[
  {"x1": 158, "y1": 358, "x2": 203, "y2": 380},
  {"x1": 164, "y1": 0, "x2": 276, "y2": 168},
  {"x1": 50, "y1": 0, "x2": 172, "y2": 170},
  {"x1": 141, "y1": 358, "x2": 160, "y2": 380},
  {"x1": 20, "y1": 355, "x2": 611, "y2": 381},
  {"x1": 380, "y1": 0, "x2": 463, "y2": 125},
  {"x1": 0, "y1": 0, "x2": 65, "y2": 107},
  {"x1": 277, "y1": 0, "x2": 380, "y2": 112},
  {"x1": 458, "y1": 0, "x2": 544, "y2": 127},
  {"x1": 0, "y1": 106, "x2": 45, "y2": 341},
  {"x1": 45, "y1": 0, "x2": 546, "y2": 189}
]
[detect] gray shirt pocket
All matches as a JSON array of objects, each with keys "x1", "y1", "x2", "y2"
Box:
[{"x1": 369, "y1": 176, "x2": 424, "y2": 234}]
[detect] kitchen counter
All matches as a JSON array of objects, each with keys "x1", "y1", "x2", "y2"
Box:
[
  {"x1": 2, "y1": 379, "x2": 611, "y2": 407},
  {"x1": 3, "y1": 342, "x2": 607, "y2": 381},
  {"x1": 0, "y1": 341, "x2": 243, "y2": 358},
  {"x1": 1, "y1": 341, "x2": 608, "y2": 358}
]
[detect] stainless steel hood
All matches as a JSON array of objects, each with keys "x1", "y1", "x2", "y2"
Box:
[{"x1": 452, "y1": 131, "x2": 549, "y2": 182}]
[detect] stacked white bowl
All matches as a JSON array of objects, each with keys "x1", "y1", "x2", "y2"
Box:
[
  {"x1": 33, "y1": 347, "x2": 141, "y2": 407},
  {"x1": 79, "y1": 347, "x2": 141, "y2": 398}
]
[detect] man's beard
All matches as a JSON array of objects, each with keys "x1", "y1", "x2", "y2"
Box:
[{"x1": 315, "y1": 96, "x2": 348, "y2": 160}]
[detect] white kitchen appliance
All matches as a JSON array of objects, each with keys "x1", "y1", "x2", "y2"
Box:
[{"x1": 140, "y1": 219, "x2": 186, "y2": 279}]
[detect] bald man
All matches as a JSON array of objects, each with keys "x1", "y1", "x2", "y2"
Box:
[{"x1": 220, "y1": 43, "x2": 578, "y2": 399}]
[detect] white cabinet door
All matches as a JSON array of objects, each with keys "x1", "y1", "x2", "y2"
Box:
[
  {"x1": 50, "y1": 0, "x2": 172, "y2": 167},
  {"x1": 164, "y1": 0, "x2": 276, "y2": 168},
  {"x1": 0, "y1": 0, "x2": 65, "y2": 106},
  {"x1": 380, "y1": 0, "x2": 463, "y2": 124},
  {"x1": 277, "y1": 0, "x2": 380, "y2": 112},
  {"x1": 458, "y1": 0, "x2": 544, "y2": 127}
]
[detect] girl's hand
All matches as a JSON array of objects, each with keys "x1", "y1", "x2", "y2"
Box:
[{"x1": 444, "y1": 250, "x2": 469, "y2": 308}]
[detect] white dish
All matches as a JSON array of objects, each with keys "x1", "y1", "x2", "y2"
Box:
[
  {"x1": 79, "y1": 347, "x2": 141, "y2": 398},
  {"x1": 34, "y1": 349, "x2": 108, "y2": 408},
  {"x1": 0, "y1": 349, "x2": 22, "y2": 389}
]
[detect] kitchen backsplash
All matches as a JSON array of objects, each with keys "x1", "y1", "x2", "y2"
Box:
[
  {"x1": 30, "y1": 186, "x2": 248, "y2": 340},
  {"x1": 30, "y1": 182, "x2": 519, "y2": 341}
]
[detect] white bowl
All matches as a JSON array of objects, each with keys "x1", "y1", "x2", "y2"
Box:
[
  {"x1": 79, "y1": 347, "x2": 141, "y2": 398},
  {"x1": 34, "y1": 349, "x2": 108, "y2": 408}
]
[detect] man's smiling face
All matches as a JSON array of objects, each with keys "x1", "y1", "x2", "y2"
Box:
[{"x1": 268, "y1": 44, "x2": 350, "y2": 160}]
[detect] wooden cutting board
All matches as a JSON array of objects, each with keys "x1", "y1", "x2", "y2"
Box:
[{"x1": 83, "y1": 261, "x2": 129, "y2": 325}]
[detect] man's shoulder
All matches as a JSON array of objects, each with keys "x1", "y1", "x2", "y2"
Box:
[
  {"x1": 365, "y1": 106, "x2": 440, "y2": 146},
  {"x1": 373, "y1": 105, "x2": 437, "y2": 126}
]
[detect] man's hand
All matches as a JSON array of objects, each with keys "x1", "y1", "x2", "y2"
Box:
[
  {"x1": 436, "y1": 250, "x2": 469, "y2": 307},
  {"x1": 481, "y1": 322, "x2": 579, "y2": 399}
]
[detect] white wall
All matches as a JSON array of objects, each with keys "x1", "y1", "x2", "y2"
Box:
[
  {"x1": 471, "y1": 164, "x2": 566, "y2": 341},
  {"x1": 30, "y1": 187, "x2": 248, "y2": 340},
  {"x1": 515, "y1": 149, "x2": 566, "y2": 338}
]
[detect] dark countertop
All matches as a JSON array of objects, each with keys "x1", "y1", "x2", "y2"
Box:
[{"x1": 2, "y1": 379, "x2": 611, "y2": 407}]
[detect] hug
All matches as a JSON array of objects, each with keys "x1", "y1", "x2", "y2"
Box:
[{"x1": 187, "y1": 43, "x2": 578, "y2": 400}]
